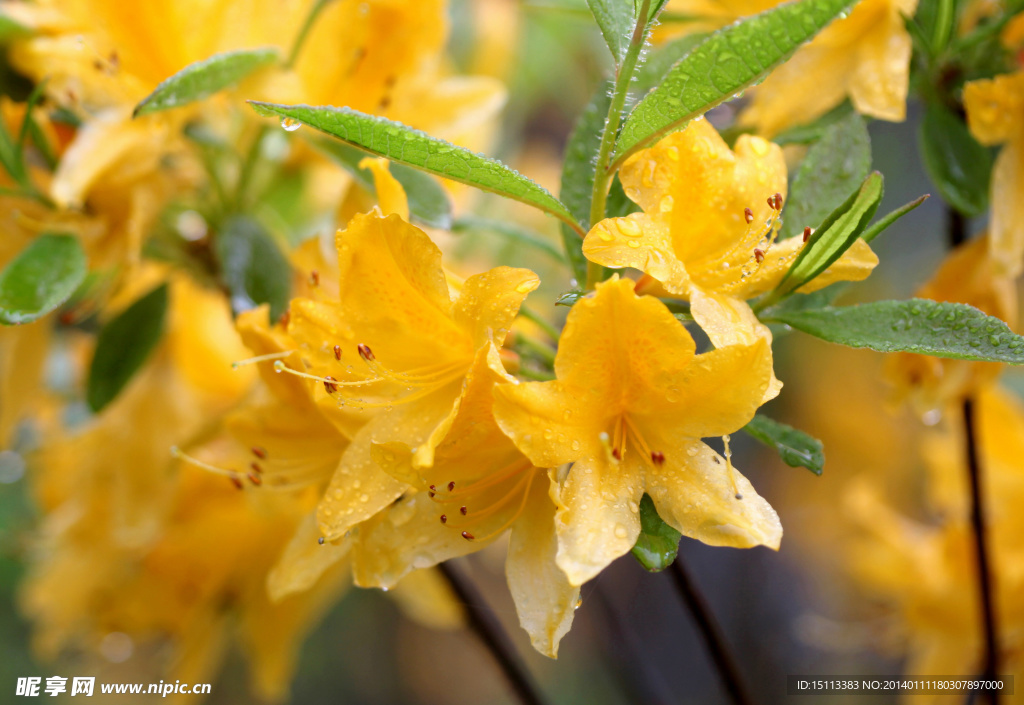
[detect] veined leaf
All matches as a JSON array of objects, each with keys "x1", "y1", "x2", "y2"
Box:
[
  {"x1": 0, "y1": 234, "x2": 86, "y2": 325},
  {"x1": 767, "y1": 299, "x2": 1024, "y2": 363},
  {"x1": 612, "y1": 0, "x2": 856, "y2": 165},
  {"x1": 631, "y1": 494, "x2": 681, "y2": 571},
  {"x1": 634, "y1": 33, "x2": 709, "y2": 94},
  {"x1": 87, "y1": 284, "x2": 168, "y2": 412},
  {"x1": 559, "y1": 85, "x2": 613, "y2": 284},
  {"x1": 312, "y1": 139, "x2": 453, "y2": 229},
  {"x1": 918, "y1": 103, "x2": 991, "y2": 217},
  {"x1": 588, "y1": 0, "x2": 635, "y2": 64},
  {"x1": 215, "y1": 215, "x2": 291, "y2": 321},
  {"x1": 773, "y1": 171, "x2": 883, "y2": 298},
  {"x1": 772, "y1": 100, "x2": 854, "y2": 145},
  {"x1": 250, "y1": 102, "x2": 581, "y2": 232},
  {"x1": 781, "y1": 110, "x2": 871, "y2": 239},
  {"x1": 134, "y1": 48, "x2": 280, "y2": 117},
  {"x1": 451, "y1": 216, "x2": 566, "y2": 263},
  {"x1": 743, "y1": 414, "x2": 824, "y2": 475}
]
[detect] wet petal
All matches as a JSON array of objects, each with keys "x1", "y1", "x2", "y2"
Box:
[
  {"x1": 360, "y1": 157, "x2": 409, "y2": 219},
  {"x1": 453, "y1": 266, "x2": 540, "y2": 349},
  {"x1": 848, "y1": 10, "x2": 912, "y2": 122},
  {"x1": 964, "y1": 72, "x2": 1024, "y2": 146},
  {"x1": 582, "y1": 214, "x2": 691, "y2": 294},
  {"x1": 990, "y1": 134, "x2": 1024, "y2": 278},
  {"x1": 387, "y1": 568, "x2": 465, "y2": 630},
  {"x1": 267, "y1": 513, "x2": 351, "y2": 603}
]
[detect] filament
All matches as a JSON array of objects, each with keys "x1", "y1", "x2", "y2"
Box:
[{"x1": 231, "y1": 351, "x2": 296, "y2": 369}]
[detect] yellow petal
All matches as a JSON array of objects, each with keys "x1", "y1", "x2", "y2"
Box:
[
  {"x1": 0, "y1": 316, "x2": 51, "y2": 447},
  {"x1": 507, "y1": 470, "x2": 579, "y2": 658},
  {"x1": 583, "y1": 214, "x2": 691, "y2": 294},
  {"x1": 687, "y1": 289, "x2": 781, "y2": 402},
  {"x1": 645, "y1": 438, "x2": 782, "y2": 549},
  {"x1": 387, "y1": 568, "x2": 465, "y2": 630},
  {"x1": 964, "y1": 72, "x2": 1024, "y2": 146},
  {"x1": 990, "y1": 134, "x2": 1024, "y2": 278},
  {"x1": 267, "y1": 513, "x2": 351, "y2": 603},
  {"x1": 637, "y1": 338, "x2": 772, "y2": 438},
  {"x1": 848, "y1": 8, "x2": 912, "y2": 123},
  {"x1": 359, "y1": 157, "x2": 409, "y2": 219},
  {"x1": 452, "y1": 266, "x2": 540, "y2": 349}
]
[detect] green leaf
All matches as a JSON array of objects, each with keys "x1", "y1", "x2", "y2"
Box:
[
  {"x1": 0, "y1": 234, "x2": 87, "y2": 325},
  {"x1": 743, "y1": 414, "x2": 824, "y2": 475},
  {"x1": 773, "y1": 171, "x2": 883, "y2": 298},
  {"x1": 631, "y1": 494, "x2": 681, "y2": 571},
  {"x1": 633, "y1": 33, "x2": 709, "y2": 94},
  {"x1": 134, "y1": 48, "x2": 280, "y2": 117},
  {"x1": 612, "y1": 0, "x2": 855, "y2": 164},
  {"x1": 781, "y1": 110, "x2": 871, "y2": 239},
  {"x1": 250, "y1": 102, "x2": 580, "y2": 232},
  {"x1": 587, "y1": 0, "x2": 635, "y2": 64},
  {"x1": 860, "y1": 194, "x2": 929, "y2": 243},
  {"x1": 451, "y1": 216, "x2": 566, "y2": 263},
  {"x1": 312, "y1": 139, "x2": 453, "y2": 229},
  {"x1": 0, "y1": 13, "x2": 30, "y2": 42},
  {"x1": 559, "y1": 85, "x2": 613, "y2": 284},
  {"x1": 215, "y1": 215, "x2": 291, "y2": 321},
  {"x1": 767, "y1": 299, "x2": 1024, "y2": 363},
  {"x1": 86, "y1": 284, "x2": 168, "y2": 412},
  {"x1": 773, "y1": 100, "x2": 854, "y2": 146},
  {"x1": 918, "y1": 103, "x2": 992, "y2": 217}
]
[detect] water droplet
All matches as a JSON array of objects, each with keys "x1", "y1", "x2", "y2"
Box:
[
  {"x1": 613, "y1": 524, "x2": 628, "y2": 539},
  {"x1": 618, "y1": 219, "x2": 641, "y2": 237},
  {"x1": 280, "y1": 117, "x2": 302, "y2": 132}
]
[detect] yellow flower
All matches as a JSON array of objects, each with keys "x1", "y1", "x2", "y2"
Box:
[
  {"x1": 342, "y1": 343, "x2": 577, "y2": 657},
  {"x1": 283, "y1": 210, "x2": 539, "y2": 543},
  {"x1": 492, "y1": 277, "x2": 781, "y2": 586},
  {"x1": 583, "y1": 119, "x2": 876, "y2": 396},
  {"x1": 660, "y1": 0, "x2": 916, "y2": 135},
  {"x1": 884, "y1": 235, "x2": 1017, "y2": 415},
  {"x1": 964, "y1": 71, "x2": 1024, "y2": 277}
]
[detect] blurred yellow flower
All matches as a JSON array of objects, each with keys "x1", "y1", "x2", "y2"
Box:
[
  {"x1": 283, "y1": 210, "x2": 539, "y2": 543},
  {"x1": 660, "y1": 0, "x2": 916, "y2": 135},
  {"x1": 492, "y1": 277, "x2": 781, "y2": 587},
  {"x1": 964, "y1": 70, "x2": 1024, "y2": 277}
]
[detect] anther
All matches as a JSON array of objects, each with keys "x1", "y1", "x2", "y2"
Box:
[
  {"x1": 461, "y1": 531, "x2": 474, "y2": 541},
  {"x1": 754, "y1": 248, "x2": 765, "y2": 263},
  {"x1": 743, "y1": 207, "x2": 754, "y2": 224},
  {"x1": 248, "y1": 472, "x2": 262, "y2": 486},
  {"x1": 230, "y1": 476, "x2": 244, "y2": 490},
  {"x1": 250, "y1": 462, "x2": 263, "y2": 474},
  {"x1": 447, "y1": 481, "x2": 455, "y2": 492},
  {"x1": 440, "y1": 514, "x2": 447, "y2": 524},
  {"x1": 460, "y1": 506, "x2": 468, "y2": 516},
  {"x1": 651, "y1": 451, "x2": 665, "y2": 466},
  {"x1": 333, "y1": 345, "x2": 342, "y2": 361},
  {"x1": 309, "y1": 270, "x2": 320, "y2": 287},
  {"x1": 323, "y1": 375, "x2": 338, "y2": 394},
  {"x1": 278, "y1": 310, "x2": 291, "y2": 327},
  {"x1": 357, "y1": 344, "x2": 375, "y2": 361},
  {"x1": 428, "y1": 492, "x2": 436, "y2": 498},
  {"x1": 318, "y1": 537, "x2": 325, "y2": 545},
  {"x1": 803, "y1": 226, "x2": 812, "y2": 242},
  {"x1": 773, "y1": 193, "x2": 783, "y2": 210},
  {"x1": 251, "y1": 446, "x2": 267, "y2": 460},
  {"x1": 612, "y1": 448, "x2": 622, "y2": 461},
  {"x1": 429, "y1": 485, "x2": 437, "y2": 492}
]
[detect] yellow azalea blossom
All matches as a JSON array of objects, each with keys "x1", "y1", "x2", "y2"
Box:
[
  {"x1": 344, "y1": 342, "x2": 577, "y2": 658},
  {"x1": 583, "y1": 119, "x2": 877, "y2": 396},
  {"x1": 660, "y1": 0, "x2": 916, "y2": 135},
  {"x1": 492, "y1": 277, "x2": 782, "y2": 587},
  {"x1": 885, "y1": 235, "x2": 1017, "y2": 416},
  {"x1": 283, "y1": 209, "x2": 539, "y2": 543},
  {"x1": 964, "y1": 71, "x2": 1024, "y2": 277}
]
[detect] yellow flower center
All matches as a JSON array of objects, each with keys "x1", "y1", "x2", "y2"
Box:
[{"x1": 427, "y1": 458, "x2": 538, "y2": 542}]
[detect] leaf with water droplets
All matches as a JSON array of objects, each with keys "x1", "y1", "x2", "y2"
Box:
[
  {"x1": 612, "y1": 0, "x2": 855, "y2": 165},
  {"x1": 87, "y1": 284, "x2": 168, "y2": 412},
  {"x1": 766, "y1": 299, "x2": 1024, "y2": 363},
  {"x1": 134, "y1": 48, "x2": 279, "y2": 117},
  {"x1": 743, "y1": 414, "x2": 824, "y2": 475},
  {"x1": 781, "y1": 110, "x2": 871, "y2": 240},
  {"x1": 0, "y1": 234, "x2": 86, "y2": 325},
  {"x1": 631, "y1": 494, "x2": 681, "y2": 571},
  {"x1": 918, "y1": 103, "x2": 992, "y2": 217},
  {"x1": 249, "y1": 102, "x2": 580, "y2": 231},
  {"x1": 587, "y1": 0, "x2": 636, "y2": 64}
]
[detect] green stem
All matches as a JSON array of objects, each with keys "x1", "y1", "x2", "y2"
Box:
[
  {"x1": 285, "y1": 0, "x2": 336, "y2": 69},
  {"x1": 516, "y1": 333, "x2": 557, "y2": 367},
  {"x1": 586, "y1": 0, "x2": 652, "y2": 290},
  {"x1": 519, "y1": 305, "x2": 561, "y2": 341},
  {"x1": 931, "y1": 0, "x2": 954, "y2": 53},
  {"x1": 517, "y1": 367, "x2": 556, "y2": 381},
  {"x1": 234, "y1": 124, "x2": 269, "y2": 211}
]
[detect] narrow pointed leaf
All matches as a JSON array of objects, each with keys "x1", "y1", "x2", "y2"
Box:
[
  {"x1": 612, "y1": 0, "x2": 856, "y2": 164},
  {"x1": 743, "y1": 414, "x2": 824, "y2": 475},
  {"x1": 918, "y1": 103, "x2": 992, "y2": 216},
  {"x1": 215, "y1": 215, "x2": 291, "y2": 321},
  {"x1": 767, "y1": 299, "x2": 1024, "y2": 363},
  {"x1": 781, "y1": 110, "x2": 871, "y2": 239},
  {"x1": 134, "y1": 48, "x2": 280, "y2": 117},
  {"x1": 0, "y1": 234, "x2": 86, "y2": 325},
  {"x1": 87, "y1": 284, "x2": 168, "y2": 412},
  {"x1": 772, "y1": 100, "x2": 854, "y2": 146},
  {"x1": 634, "y1": 33, "x2": 709, "y2": 94},
  {"x1": 860, "y1": 194, "x2": 928, "y2": 243},
  {"x1": 451, "y1": 216, "x2": 566, "y2": 263},
  {"x1": 249, "y1": 102, "x2": 579, "y2": 230},
  {"x1": 774, "y1": 171, "x2": 883, "y2": 297},
  {"x1": 588, "y1": 0, "x2": 635, "y2": 64},
  {"x1": 631, "y1": 494, "x2": 681, "y2": 571}
]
